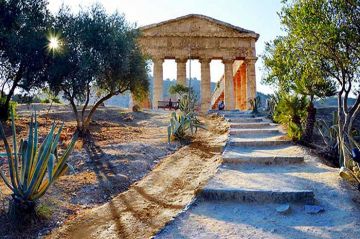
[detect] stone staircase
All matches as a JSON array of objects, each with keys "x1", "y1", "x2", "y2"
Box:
[
  {"x1": 157, "y1": 110, "x2": 360, "y2": 239},
  {"x1": 199, "y1": 110, "x2": 315, "y2": 204}
]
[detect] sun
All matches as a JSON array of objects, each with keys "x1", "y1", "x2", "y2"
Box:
[
  {"x1": 47, "y1": 33, "x2": 62, "y2": 54},
  {"x1": 49, "y1": 36, "x2": 60, "y2": 50}
]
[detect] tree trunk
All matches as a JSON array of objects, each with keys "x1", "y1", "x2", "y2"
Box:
[
  {"x1": 0, "y1": 67, "x2": 23, "y2": 121},
  {"x1": 302, "y1": 101, "x2": 316, "y2": 143},
  {"x1": 81, "y1": 93, "x2": 114, "y2": 134}
]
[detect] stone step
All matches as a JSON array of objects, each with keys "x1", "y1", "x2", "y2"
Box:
[
  {"x1": 208, "y1": 109, "x2": 242, "y2": 114},
  {"x1": 223, "y1": 114, "x2": 255, "y2": 119},
  {"x1": 230, "y1": 122, "x2": 273, "y2": 129},
  {"x1": 230, "y1": 128, "x2": 280, "y2": 135},
  {"x1": 228, "y1": 133, "x2": 291, "y2": 147},
  {"x1": 223, "y1": 145, "x2": 304, "y2": 164},
  {"x1": 200, "y1": 165, "x2": 315, "y2": 203},
  {"x1": 229, "y1": 138, "x2": 291, "y2": 147},
  {"x1": 227, "y1": 117, "x2": 265, "y2": 123}
]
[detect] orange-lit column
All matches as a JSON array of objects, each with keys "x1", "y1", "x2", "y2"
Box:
[
  {"x1": 234, "y1": 69, "x2": 242, "y2": 110},
  {"x1": 223, "y1": 58, "x2": 235, "y2": 110}
]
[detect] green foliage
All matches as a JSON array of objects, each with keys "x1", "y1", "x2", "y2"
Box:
[
  {"x1": 46, "y1": 4, "x2": 149, "y2": 133},
  {"x1": 279, "y1": 0, "x2": 360, "y2": 168},
  {"x1": 273, "y1": 93, "x2": 308, "y2": 140},
  {"x1": 0, "y1": 96, "x2": 16, "y2": 120},
  {"x1": 41, "y1": 88, "x2": 61, "y2": 104},
  {"x1": 168, "y1": 84, "x2": 189, "y2": 97},
  {"x1": 0, "y1": 0, "x2": 52, "y2": 121},
  {"x1": 167, "y1": 84, "x2": 203, "y2": 143},
  {"x1": 167, "y1": 111, "x2": 203, "y2": 143},
  {"x1": 35, "y1": 203, "x2": 53, "y2": 219},
  {"x1": 0, "y1": 109, "x2": 78, "y2": 212},
  {"x1": 12, "y1": 94, "x2": 42, "y2": 104}
]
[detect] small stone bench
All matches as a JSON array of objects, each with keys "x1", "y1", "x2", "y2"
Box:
[{"x1": 158, "y1": 101, "x2": 179, "y2": 110}]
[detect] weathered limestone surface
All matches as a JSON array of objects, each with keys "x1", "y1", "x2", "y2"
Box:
[
  {"x1": 223, "y1": 59, "x2": 235, "y2": 110},
  {"x1": 200, "y1": 58, "x2": 211, "y2": 112},
  {"x1": 175, "y1": 58, "x2": 187, "y2": 86},
  {"x1": 153, "y1": 58, "x2": 164, "y2": 109},
  {"x1": 138, "y1": 14, "x2": 259, "y2": 110}
]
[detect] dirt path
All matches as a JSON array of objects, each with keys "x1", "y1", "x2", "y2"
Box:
[{"x1": 48, "y1": 115, "x2": 228, "y2": 239}]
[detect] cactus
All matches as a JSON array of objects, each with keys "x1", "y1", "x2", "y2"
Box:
[{"x1": 0, "y1": 109, "x2": 78, "y2": 220}]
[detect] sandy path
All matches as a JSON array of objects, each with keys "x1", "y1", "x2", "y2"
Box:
[{"x1": 48, "y1": 115, "x2": 228, "y2": 239}]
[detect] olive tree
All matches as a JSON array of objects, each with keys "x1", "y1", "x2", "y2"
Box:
[
  {"x1": 263, "y1": 35, "x2": 336, "y2": 142},
  {"x1": 279, "y1": 0, "x2": 359, "y2": 167},
  {"x1": 47, "y1": 5, "x2": 149, "y2": 135},
  {"x1": 0, "y1": 0, "x2": 52, "y2": 121}
]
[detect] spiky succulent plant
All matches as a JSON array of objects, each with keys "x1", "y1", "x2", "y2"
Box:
[{"x1": 0, "y1": 109, "x2": 78, "y2": 204}]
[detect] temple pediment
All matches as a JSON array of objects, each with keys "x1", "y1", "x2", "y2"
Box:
[{"x1": 140, "y1": 14, "x2": 259, "y2": 39}]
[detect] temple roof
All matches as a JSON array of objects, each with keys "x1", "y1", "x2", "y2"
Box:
[{"x1": 139, "y1": 14, "x2": 259, "y2": 40}]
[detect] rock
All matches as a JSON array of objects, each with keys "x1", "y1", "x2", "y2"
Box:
[
  {"x1": 276, "y1": 204, "x2": 291, "y2": 214},
  {"x1": 304, "y1": 205, "x2": 324, "y2": 214}
]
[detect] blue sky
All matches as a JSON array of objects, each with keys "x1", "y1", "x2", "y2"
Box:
[{"x1": 48, "y1": 0, "x2": 284, "y2": 95}]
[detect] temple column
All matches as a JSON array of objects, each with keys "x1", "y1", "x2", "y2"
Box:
[
  {"x1": 223, "y1": 58, "x2": 235, "y2": 110},
  {"x1": 245, "y1": 58, "x2": 257, "y2": 109},
  {"x1": 153, "y1": 58, "x2": 164, "y2": 109},
  {"x1": 240, "y1": 62, "x2": 247, "y2": 110},
  {"x1": 234, "y1": 69, "x2": 242, "y2": 110},
  {"x1": 200, "y1": 58, "x2": 211, "y2": 113},
  {"x1": 175, "y1": 58, "x2": 187, "y2": 86}
]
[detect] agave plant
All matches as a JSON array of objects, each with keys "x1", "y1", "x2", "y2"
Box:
[
  {"x1": 315, "y1": 111, "x2": 341, "y2": 165},
  {"x1": 167, "y1": 111, "x2": 204, "y2": 143},
  {"x1": 0, "y1": 110, "x2": 78, "y2": 219}
]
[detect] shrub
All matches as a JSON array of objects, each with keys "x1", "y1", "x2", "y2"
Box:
[
  {"x1": 0, "y1": 109, "x2": 78, "y2": 222},
  {"x1": 0, "y1": 96, "x2": 17, "y2": 121},
  {"x1": 41, "y1": 99, "x2": 51, "y2": 104},
  {"x1": 273, "y1": 93, "x2": 308, "y2": 140}
]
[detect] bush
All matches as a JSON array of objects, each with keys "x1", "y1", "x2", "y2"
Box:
[
  {"x1": 0, "y1": 109, "x2": 78, "y2": 223},
  {"x1": 273, "y1": 93, "x2": 308, "y2": 140},
  {"x1": 0, "y1": 96, "x2": 17, "y2": 121}
]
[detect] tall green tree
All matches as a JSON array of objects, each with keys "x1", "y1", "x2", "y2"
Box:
[
  {"x1": 280, "y1": 0, "x2": 360, "y2": 167},
  {"x1": 47, "y1": 5, "x2": 149, "y2": 135},
  {"x1": 0, "y1": 0, "x2": 52, "y2": 121},
  {"x1": 263, "y1": 35, "x2": 336, "y2": 142}
]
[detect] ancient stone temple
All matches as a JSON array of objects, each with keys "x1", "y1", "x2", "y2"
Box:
[{"x1": 138, "y1": 14, "x2": 259, "y2": 111}]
